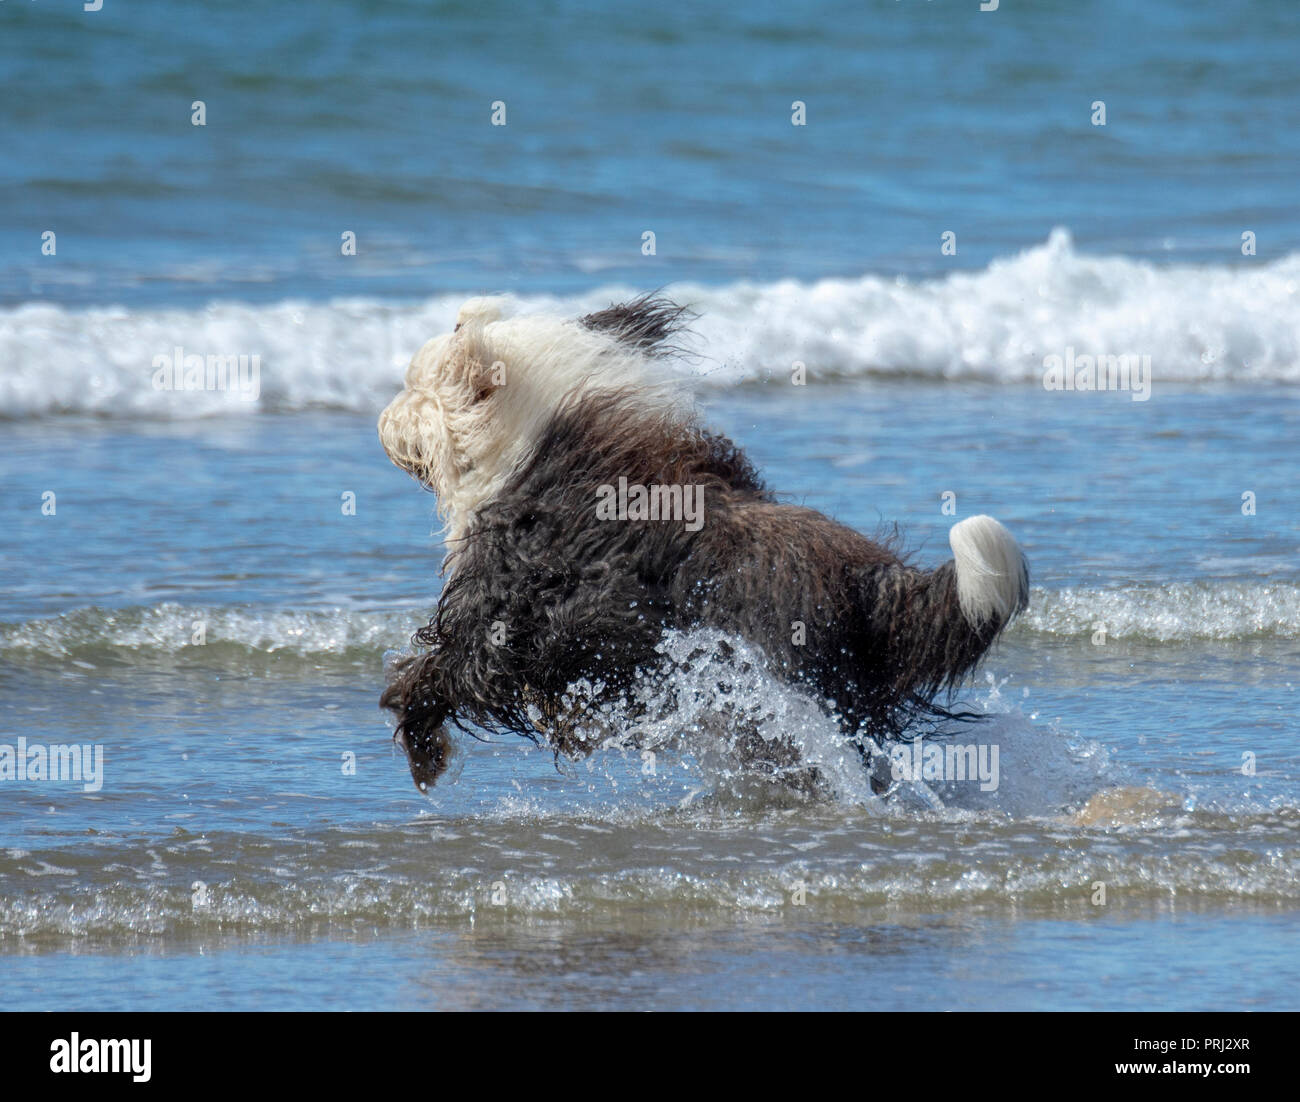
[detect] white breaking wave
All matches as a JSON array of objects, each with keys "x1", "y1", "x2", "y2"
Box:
[
  {"x1": 1017, "y1": 581, "x2": 1300, "y2": 642},
  {"x1": 0, "y1": 602, "x2": 422, "y2": 661},
  {"x1": 683, "y1": 228, "x2": 1300, "y2": 386},
  {"x1": 2, "y1": 230, "x2": 1298, "y2": 419},
  {"x1": 2, "y1": 582, "x2": 1298, "y2": 672}
]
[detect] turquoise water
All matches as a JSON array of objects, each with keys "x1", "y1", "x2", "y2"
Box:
[{"x1": 1, "y1": 0, "x2": 1298, "y2": 1010}]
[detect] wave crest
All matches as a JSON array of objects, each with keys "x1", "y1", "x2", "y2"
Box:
[{"x1": 4, "y1": 230, "x2": 1298, "y2": 419}]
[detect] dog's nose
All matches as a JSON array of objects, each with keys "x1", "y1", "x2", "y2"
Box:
[
  {"x1": 378, "y1": 390, "x2": 407, "y2": 439},
  {"x1": 379, "y1": 388, "x2": 405, "y2": 423},
  {"x1": 377, "y1": 393, "x2": 412, "y2": 467}
]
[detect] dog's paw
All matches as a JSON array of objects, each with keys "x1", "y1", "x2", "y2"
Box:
[{"x1": 394, "y1": 725, "x2": 453, "y2": 793}]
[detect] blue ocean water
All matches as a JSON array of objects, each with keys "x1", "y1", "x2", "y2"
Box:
[
  {"x1": 1, "y1": 0, "x2": 1298, "y2": 1011},
  {"x1": 5, "y1": 0, "x2": 1300, "y2": 306}
]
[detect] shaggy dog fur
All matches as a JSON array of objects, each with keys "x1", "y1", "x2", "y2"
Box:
[{"x1": 378, "y1": 295, "x2": 1029, "y2": 792}]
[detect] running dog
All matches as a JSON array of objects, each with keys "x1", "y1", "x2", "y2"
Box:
[{"x1": 378, "y1": 296, "x2": 1028, "y2": 791}]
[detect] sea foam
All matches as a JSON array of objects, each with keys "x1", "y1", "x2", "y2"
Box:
[
  {"x1": 3, "y1": 581, "x2": 1297, "y2": 669},
  {"x1": 3, "y1": 230, "x2": 1297, "y2": 420}
]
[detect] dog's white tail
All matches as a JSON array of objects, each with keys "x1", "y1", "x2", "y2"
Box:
[{"x1": 948, "y1": 514, "x2": 1029, "y2": 628}]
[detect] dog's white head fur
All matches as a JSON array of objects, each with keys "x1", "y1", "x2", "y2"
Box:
[{"x1": 378, "y1": 297, "x2": 681, "y2": 543}]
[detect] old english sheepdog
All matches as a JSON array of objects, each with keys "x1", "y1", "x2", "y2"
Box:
[{"x1": 378, "y1": 295, "x2": 1029, "y2": 792}]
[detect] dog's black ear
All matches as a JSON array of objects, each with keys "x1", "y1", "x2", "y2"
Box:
[{"x1": 579, "y1": 293, "x2": 693, "y2": 356}]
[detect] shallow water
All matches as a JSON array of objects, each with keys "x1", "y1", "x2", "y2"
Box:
[{"x1": 2, "y1": 390, "x2": 1297, "y2": 1009}]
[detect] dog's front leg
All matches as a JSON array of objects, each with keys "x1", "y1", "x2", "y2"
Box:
[{"x1": 380, "y1": 651, "x2": 455, "y2": 792}]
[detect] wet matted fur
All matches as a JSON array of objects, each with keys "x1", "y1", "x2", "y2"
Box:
[{"x1": 378, "y1": 295, "x2": 1029, "y2": 791}]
